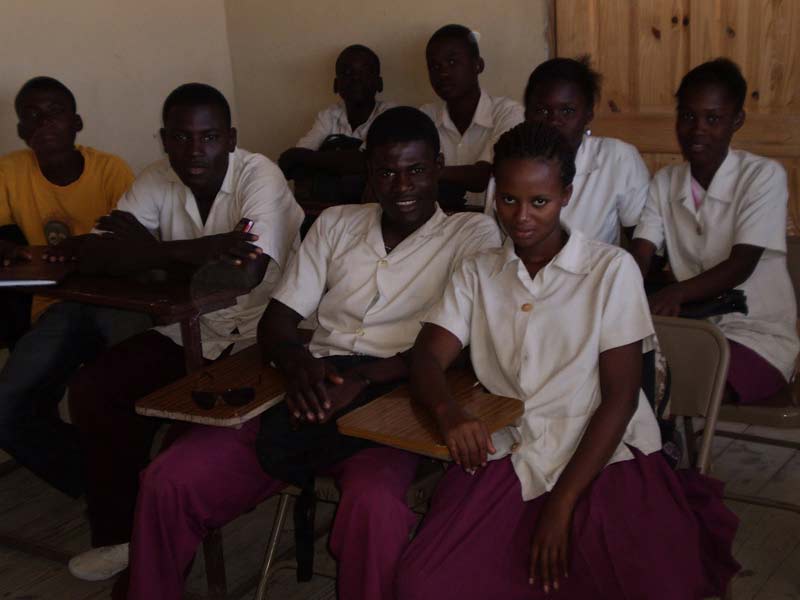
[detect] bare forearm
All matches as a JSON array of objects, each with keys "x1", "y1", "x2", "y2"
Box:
[
  {"x1": 630, "y1": 238, "x2": 656, "y2": 278},
  {"x1": 257, "y1": 301, "x2": 309, "y2": 367},
  {"x1": 670, "y1": 245, "x2": 763, "y2": 303},
  {"x1": 410, "y1": 348, "x2": 456, "y2": 421},
  {"x1": 440, "y1": 162, "x2": 491, "y2": 193}
]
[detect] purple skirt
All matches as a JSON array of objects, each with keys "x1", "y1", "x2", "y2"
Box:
[
  {"x1": 727, "y1": 339, "x2": 788, "y2": 405},
  {"x1": 395, "y1": 449, "x2": 739, "y2": 599}
]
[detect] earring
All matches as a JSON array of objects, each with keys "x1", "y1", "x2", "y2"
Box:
[{"x1": 585, "y1": 129, "x2": 592, "y2": 137}]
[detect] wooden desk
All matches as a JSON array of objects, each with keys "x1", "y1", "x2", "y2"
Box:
[
  {"x1": 136, "y1": 344, "x2": 286, "y2": 426},
  {"x1": 11, "y1": 247, "x2": 248, "y2": 372},
  {"x1": 337, "y1": 369, "x2": 524, "y2": 460}
]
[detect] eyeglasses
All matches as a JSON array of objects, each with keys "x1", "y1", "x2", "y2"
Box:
[{"x1": 191, "y1": 371, "x2": 259, "y2": 409}]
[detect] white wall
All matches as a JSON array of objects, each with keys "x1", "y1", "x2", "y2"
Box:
[
  {"x1": 0, "y1": 0, "x2": 237, "y2": 173},
  {"x1": 224, "y1": 0, "x2": 549, "y2": 161}
]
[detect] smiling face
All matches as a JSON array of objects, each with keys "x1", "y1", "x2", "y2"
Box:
[
  {"x1": 335, "y1": 48, "x2": 382, "y2": 104},
  {"x1": 676, "y1": 82, "x2": 743, "y2": 173},
  {"x1": 16, "y1": 88, "x2": 82, "y2": 157},
  {"x1": 160, "y1": 103, "x2": 236, "y2": 193},
  {"x1": 367, "y1": 139, "x2": 441, "y2": 228},
  {"x1": 525, "y1": 80, "x2": 593, "y2": 152},
  {"x1": 494, "y1": 157, "x2": 571, "y2": 252},
  {"x1": 425, "y1": 36, "x2": 483, "y2": 102}
]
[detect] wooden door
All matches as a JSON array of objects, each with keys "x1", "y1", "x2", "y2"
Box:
[{"x1": 552, "y1": 0, "x2": 800, "y2": 233}]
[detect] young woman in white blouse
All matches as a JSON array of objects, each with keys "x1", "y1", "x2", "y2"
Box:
[{"x1": 395, "y1": 121, "x2": 738, "y2": 600}]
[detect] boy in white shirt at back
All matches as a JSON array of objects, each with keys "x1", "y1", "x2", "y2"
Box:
[
  {"x1": 632, "y1": 58, "x2": 799, "y2": 405},
  {"x1": 278, "y1": 44, "x2": 395, "y2": 181},
  {"x1": 421, "y1": 24, "x2": 523, "y2": 209}
]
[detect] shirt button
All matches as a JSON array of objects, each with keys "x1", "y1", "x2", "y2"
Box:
[
  {"x1": 696, "y1": 224, "x2": 703, "y2": 235},
  {"x1": 356, "y1": 328, "x2": 365, "y2": 336},
  {"x1": 378, "y1": 259, "x2": 388, "y2": 267},
  {"x1": 521, "y1": 303, "x2": 533, "y2": 312},
  {"x1": 510, "y1": 442, "x2": 520, "y2": 453}
]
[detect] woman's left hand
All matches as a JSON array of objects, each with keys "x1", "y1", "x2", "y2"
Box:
[{"x1": 529, "y1": 492, "x2": 574, "y2": 594}]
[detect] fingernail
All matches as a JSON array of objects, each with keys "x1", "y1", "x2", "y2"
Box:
[
  {"x1": 318, "y1": 412, "x2": 325, "y2": 420},
  {"x1": 528, "y1": 578, "x2": 534, "y2": 585},
  {"x1": 554, "y1": 581, "x2": 559, "y2": 591},
  {"x1": 293, "y1": 411, "x2": 301, "y2": 418},
  {"x1": 324, "y1": 402, "x2": 331, "y2": 409},
  {"x1": 306, "y1": 411, "x2": 314, "y2": 420},
  {"x1": 544, "y1": 584, "x2": 549, "y2": 594}
]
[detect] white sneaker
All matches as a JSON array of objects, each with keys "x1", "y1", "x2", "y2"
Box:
[{"x1": 68, "y1": 543, "x2": 129, "y2": 581}]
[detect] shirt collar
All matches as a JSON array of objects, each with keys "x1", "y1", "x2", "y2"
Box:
[
  {"x1": 574, "y1": 135, "x2": 600, "y2": 176},
  {"x1": 438, "y1": 89, "x2": 493, "y2": 133},
  {"x1": 492, "y1": 227, "x2": 591, "y2": 277},
  {"x1": 364, "y1": 203, "x2": 447, "y2": 255},
  {"x1": 675, "y1": 148, "x2": 737, "y2": 207}
]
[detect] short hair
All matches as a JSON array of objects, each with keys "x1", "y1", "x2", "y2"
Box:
[
  {"x1": 15, "y1": 76, "x2": 77, "y2": 116},
  {"x1": 162, "y1": 83, "x2": 231, "y2": 128},
  {"x1": 676, "y1": 58, "x2": 747, "y2": 112},
  {"x1": 337, "y1": 44, "x2": 380, "y2": 73},
  {"x1": 427, "y1": 24, "x2": 480, "y2": 59},
  {"x1": 524, "y1": 56, "x2": 602, "y2": 108},
  {"x1": 493, "y1": 121, "x2": 577, "y2": 188},
  {"x1": 365, "y1": 106, "x2": 440, "y2": 157}
]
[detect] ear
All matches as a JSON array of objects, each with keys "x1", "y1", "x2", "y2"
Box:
[
  {"x1": 16, "y1": 122, "x2": 25, "y2": 142},
  {"x1": 333, "y1": 77, "x2": 339, "y2": 95},
  {"x1": 74, "y1": 114, "x2": 84, "y2": 133},
  {"x1": 585, "y1": 108, "x2": 595, "y2": 128},
  {"x1": 435, "y1": 152, "x2": 445, "y2": 170},
  {"x1": 228, "y1": 127, "x2": 238, "y2": 152},
  {"x1": 159, "y1": 128, "x2": 167, "y2": 152},
  {"x1": 377, "y1": 76, "x2": 384, "y2": 94},
  {"x1": 476, "y1": 56, "x2": 485, "y2": 75},
  {"x1": 561, "y1": 183, "x2": 573, "y2": 207},
  {"x1": 733, "y1": 109, "x2": 745, "y2": 133}
]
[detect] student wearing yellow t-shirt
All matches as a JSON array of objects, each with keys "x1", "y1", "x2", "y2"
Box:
[{"x1": 0, "y1": 77, "x2": 149, "y2": 499}]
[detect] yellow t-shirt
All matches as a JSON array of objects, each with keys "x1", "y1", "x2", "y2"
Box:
[{"x1": 0, "y1": 145, "x2": 134, "y2": 318}]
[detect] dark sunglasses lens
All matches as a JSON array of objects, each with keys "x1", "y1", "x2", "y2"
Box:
[{"x1": 222, "y1": 387, "x2": 255, "y2": 406}]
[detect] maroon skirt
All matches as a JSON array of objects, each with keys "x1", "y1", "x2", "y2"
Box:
[{"x1": 395, "y1": 449, "x2": 739, "y2": 599}]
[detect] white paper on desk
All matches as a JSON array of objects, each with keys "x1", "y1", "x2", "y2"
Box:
[{"x1": 0, "y1": 279, "x2": 58, "y2": 287}]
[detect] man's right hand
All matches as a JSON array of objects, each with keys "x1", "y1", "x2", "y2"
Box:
[
  {"x1": 0, "y1": 240, "x2": 31, "y2": 268},
  {"x1": 280, "y1": 349, "x2": 344, "y2": 423},
  {"x1": 42, "y1": 235, "x2": 92, "y2": 263}
]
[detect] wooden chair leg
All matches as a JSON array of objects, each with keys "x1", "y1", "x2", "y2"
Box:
[
  {"x1": 254, "y1": 493, "x2": 292, "y2": 600},
  {"x1": 203, "y1": 528, "x2": 227, "y2": 599}
]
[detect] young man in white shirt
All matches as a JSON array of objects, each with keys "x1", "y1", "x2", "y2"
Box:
[
  {"x1": 279, "y1": 44, "x2": 395, "y2": 180},
  {"x1": 66, "y1": 83, "x2": 304, "y2": 582},
  {"x1": 121, "y1": 106, "x2": 501, "y2": 600},
  {"x1": 420, "y1": 24, "x2": 523, "y2": 209},
  {"x1": 632, "y1": 59, "x2": 799, "y2": 406}
]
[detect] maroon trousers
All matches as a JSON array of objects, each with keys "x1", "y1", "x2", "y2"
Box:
[{"x1": 69, "y1": 330, "x2": 192, "y2": 547}]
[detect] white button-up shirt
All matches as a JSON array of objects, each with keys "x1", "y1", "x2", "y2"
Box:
[
  {"x1": 420, "y1": 90, "x2": 524, "y2": 207},
  {"x1": 485, "y1": 135, "x2": 650, "y2": 245},
  {"x1": 114, "y1": 148, "x2": 304, "y2": 359},
  {"x1": 296, "y1": 100, "x2": 396, "y2": 150},
  {"x1": 272, "y1": 203, "x2": 501, "y2": 358},
  {"x1": 634, "y1": 149, "x2": 800, "y2": 379},
  {"x1": 425, "y1": 231, "x2": 662, "y2": 501}
]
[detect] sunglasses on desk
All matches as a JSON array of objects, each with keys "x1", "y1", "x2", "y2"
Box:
[{"x1": 191, "y1": 371, "x2": 259, "y2": 409}]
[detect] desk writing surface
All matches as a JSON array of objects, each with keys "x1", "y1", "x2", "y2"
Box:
[
  {"x1": 337, "y1": 369, "x2": 524, "y2": 460},
  {"x1": 135, "y1": 345, "x2": 286, "y2": 427}
]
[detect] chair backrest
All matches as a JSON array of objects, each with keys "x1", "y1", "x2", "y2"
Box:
[{"x1": 653, "y1": 316, "x2": 730, "y2": 474}]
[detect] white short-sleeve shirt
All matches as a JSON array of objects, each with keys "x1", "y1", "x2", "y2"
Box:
[
  {"x1": 295, "y1": 100, "x2": 396, "y2": 150},
  {"x1": 425, "y1": 231, "x2": 662, "y2": 501},
  {"x1": 634, "y1": 149, "x2": 800, "y2": 379},
  {"x1": 114, "y1": 148, "x2": 305, "y2": 359},
  {"x1": 485, "y1": 135, "x2": 650, "y2": 245},
  {"x1": 271, "y1": 203, "x2": 502, "y2": 358},
  {"x1": 420, "y1": 90, "x2": 524, "y2": 207}
]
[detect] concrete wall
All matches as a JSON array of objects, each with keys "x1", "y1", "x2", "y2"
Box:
[
  {"x1": 0, "y1": 0, "x2": 237, "y2": 173},
  {"x1": 224, "y1": 0, "x2": 549, "y2": 160}
]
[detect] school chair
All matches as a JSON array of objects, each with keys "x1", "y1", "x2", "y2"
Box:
[
  {"x1": 253, "y1": 459, "x2": 444, "y2": 600},
  {"x1": 713, "y1": 235, "x2": 800, "y2": 515},
  {"x1": 652, "y1": 316, "x2": 734, "y2": 600}
]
